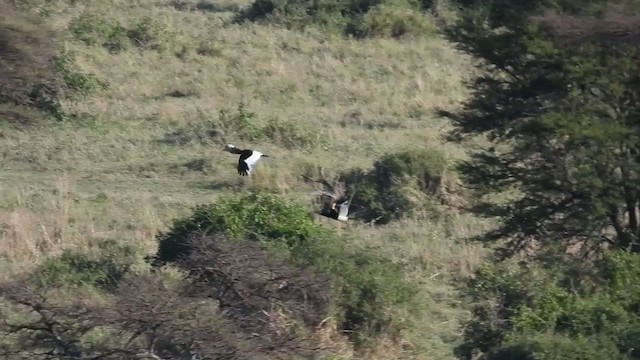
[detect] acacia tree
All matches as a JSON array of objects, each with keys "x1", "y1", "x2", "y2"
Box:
[{"x1": 444, "y1": 0, "x2": 640, "y2": 255}]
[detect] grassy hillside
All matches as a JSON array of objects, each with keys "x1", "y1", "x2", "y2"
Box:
[{"x1": 0, "y1": 0, "x2": 492, "y2": 358}]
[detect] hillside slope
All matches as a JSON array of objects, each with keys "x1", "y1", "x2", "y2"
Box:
[{"x1": 0, "y1": 0, "x2": 490, "y2": 358}]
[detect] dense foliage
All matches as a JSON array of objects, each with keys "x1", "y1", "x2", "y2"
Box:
[
  {"x1": 153, "y1": 192, "x2": 419, "y2": 344},
  {"x1": 445, "y1": 0, "x2": 640, "y2": 255},
  {"x1": 339, "y1": 148, "x2": 454, "y2": 224},
  {"x1": 457, "y1": 251, "x2": 640, "y2": 359}
]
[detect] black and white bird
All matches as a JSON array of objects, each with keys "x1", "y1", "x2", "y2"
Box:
[
  {"x1": 303, "y1": 174, "x2": 356, "y2": 222},
  {"x1": 223, "y1": 144, "x2": 269, "y2": 176},
  {"x1": 312, "y1": 190, "x2": 353, "y2": 221}
]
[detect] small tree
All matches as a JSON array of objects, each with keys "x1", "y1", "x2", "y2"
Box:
[{"x1": 0, "y1": 270, "x2": 322, "y2": 359}]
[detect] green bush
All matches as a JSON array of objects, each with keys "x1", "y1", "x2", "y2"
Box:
[
  {"x1": 488, "y1": 334, "x2": 624, "y2": 360},
  {"x1": 68, "y1": 12, "x2": 129, "y2": 52},
  {"x1": 13, "y1": 0, "x2": 58, "y2": 17},
  {"x1": 152, "y1": 191, "x2": 418, "y2": 345},
  {"x1": 341, "y1": 148, "x2": 450, "y2": 224},
  {"x1": 458, "y1": 251, "x2": 640, "y2": 359},
  {"x1": 127, "y1": 15, "x2": 173, "y2": 51},
  {"x1": 54, "y1": 50, "x2": 109, "y2": 99},
  {"x1": 29, "y1": 240, "x2": 138, "y2": 290},
  {"x1": 217, "y1": 102, "x2": 262, "y2": 141},
  {"x1": 235, "y1": 0, "x2": 438, "y2": 38},
  {"x1": 350, "y1": 0, "x2": 437, "y2": 38},
  {"x1": 69, "y1": 13, "x2": 172, "y2": 52},
  {"x1": 154, "y1": 191, "x2": 320, "y2": 264}
]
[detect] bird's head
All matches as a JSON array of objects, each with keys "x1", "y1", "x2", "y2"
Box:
[{"x1": 223, "y1": 144, "x2": 236, "y2": 152}]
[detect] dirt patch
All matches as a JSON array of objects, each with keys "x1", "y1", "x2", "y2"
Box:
[{"x1": 0, "y1": 0, "x2": 62, "y2": 125}]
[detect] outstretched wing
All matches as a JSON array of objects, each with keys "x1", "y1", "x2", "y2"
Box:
[
  {"x1": 337, "y1": 201, "x2": 350, "y2": 221},
  {"x1": 238, "y1": 151, "x2": 263, "y2": 176},
  {"x1": 237, "y1": 158, "x2": 250, "y2": 176}
]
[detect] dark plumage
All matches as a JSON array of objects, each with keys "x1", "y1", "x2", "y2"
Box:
[{"x1": 223, "y1": 144, "x2": 269, "y2": 176}]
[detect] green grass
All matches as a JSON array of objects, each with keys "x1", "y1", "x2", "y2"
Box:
[{"x1": 0, "y1": 0, "x2": 489, "y2": 358}]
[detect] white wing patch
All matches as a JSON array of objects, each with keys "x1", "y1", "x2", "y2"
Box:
[
  {"x1": 337, "y1": 201, "x2": 350, "y2": 221},
  {"x1": 243, "y1": 151, "x2": 263, "y2": 174}
]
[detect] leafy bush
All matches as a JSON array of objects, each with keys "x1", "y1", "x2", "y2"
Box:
[
  {"x1": 488, "y1": 334, "x2": 624, "y2": 360},
  {"x1": 217, "y1": 102, "x2": 262, "y2": 140},
  {"x1": 340, "y1": 148, "x2": 453, "y2": 224},
  {"x1": 235, "y1": 0, "x2": 438, "y2": 38},
  {"x1": 458, "y1": 251, "x2": 640, "y2": 359},
  {"x1": 29, "y1": 240, "x2": 138, "y2": 290},
  {"x1": 350, "y1": 0, "x2": 437, "y2": 38},
  {"x1": 69, "y1": 12, "x2": 173, "y2": 52},
  {"x1": 152, "y1": 192, "x2": 418, "y2": 344},
  {"x1": 54, "y1": 50, "x2": 109, "y2": 99},
  {"x1": 12, "y1": 0, "x2": 58, "y2": 17},
  {"x1": 127, "y1": 15, "x2": 173, "y2": 51},
  {"x1": 68, "y1": 12, "x2": 129, "y2": 52},
  {"x1": 154, "y1": 192, "x2": 322, "y2": 264}
]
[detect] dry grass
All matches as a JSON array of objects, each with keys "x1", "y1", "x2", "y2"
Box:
[{"x1": 0, "y1": 0, "x2": 490, "y2": 358}]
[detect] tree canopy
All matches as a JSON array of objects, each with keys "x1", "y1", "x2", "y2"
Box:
[{"x1": 445, "y1": 0, "x2": 640, "y2": 255}]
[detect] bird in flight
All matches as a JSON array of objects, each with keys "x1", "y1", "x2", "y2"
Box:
[
  {"x1": 311, "y1": 190, "x2": 354, "y2": 221},
  {"x1": 302, "y1": 173, "x2": 357, "y2": 222},
  {"x1": 223, "y1": 144, "x2": 269, "y2": 176}
]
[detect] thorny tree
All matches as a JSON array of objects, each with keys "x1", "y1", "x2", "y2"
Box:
[{"x1": 0, "y1": 268, "x2": 325, "y2": 359}]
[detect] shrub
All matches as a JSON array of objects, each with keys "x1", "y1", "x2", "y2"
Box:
[
  {"x1": 458, "y1": 260, "x2": 568, "y2": 356},
  {"x1": 340, "y1": 148, "x2": 453, "y2": 224},
  {"x1": 152, "y1": 192, "x2": 418, "y2": 345},
  {"x1": 54, "y1": 50, "x2": 109, "y2": 99},
  {"x1": 127, "y1": 15, "x2": 173, "y2": 51},
  {"x1": 235, "y1": 0, "x2": 438, "y2": 38},
  {"x1": 457, "y1": 251, "x2": 640, "y2": 359},
  {"x1": 217, "y1": 102, "x2": 262, "y2": 141},
  {"x1": 154, "y1": 192, "x2": 321, "y2": 264},
  {"x1": 350, "y1": 0, "x2": 437, "y2": 38},
  {"x1": 68, "y1": 12, "x2": 129, "y2": 52},
  {"x1": 488, "y1": 334, "x2": 624, "y2": 360},
  {"x1": 29, "y1": 240, "x2": 138, "y2": 290}
]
